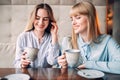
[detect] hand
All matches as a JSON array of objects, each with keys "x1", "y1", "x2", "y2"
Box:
[
  {"x1": 50, "y1": 22, "x2": 58, "y2": 35},
  {"x1": 21, "y1": 52, "x2": 30, "y2": 68},
  {"x1": 50, "y1": 22, "x2": 58, "y2": 45},
  {"x1": 58, "y1": 53, "x2": 68, "y2": 68},
  {"x1": 77, "y1": 64, "x2": 85, "y2": 69}
]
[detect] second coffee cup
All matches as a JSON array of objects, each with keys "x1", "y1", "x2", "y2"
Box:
[{"x1": 65, "y1": 49, "x2": 81, "y2": 68}]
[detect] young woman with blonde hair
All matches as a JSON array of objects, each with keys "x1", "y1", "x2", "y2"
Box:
[
  {"x1": 14, "y1": 3, "x2": 60, "y2": 68},
  {"x1": 58, "y1": 1, "x2": 120, "y2": 74}
]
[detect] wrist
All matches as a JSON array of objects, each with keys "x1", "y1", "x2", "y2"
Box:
[
  {"x1": 52, "y1": 35, "x2": 58, "y2": 45},
  {"x1": 21, "y1": 64, "x2": 26, "y2": 68},
  {"x1": 61, "y1": 65, "x2": 68, "y2": 68}
]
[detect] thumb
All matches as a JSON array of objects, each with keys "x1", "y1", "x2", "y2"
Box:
[{"x1": 78, "y1": 64, "x2": 85, "y2": 69}]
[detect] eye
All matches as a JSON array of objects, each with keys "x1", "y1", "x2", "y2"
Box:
[
  {"x1": 70, "y1": 17, "x2": 73, "y2": 21},
  {"x1": 43, "y1": 17, "x2": 49, "y2": 21},
  {"x1": 35, "y1": 16, "x2": 40, "y2": 20},
  {"x1": 76, "y1": 16, "x2": 81, "y2": 19}
]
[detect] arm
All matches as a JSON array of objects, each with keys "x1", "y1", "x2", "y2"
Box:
[
  {"x1": 79, "y1": 36, "x2": 120, "y2": 74},
  {"x1": 14, "y1": 33, "x2": 30, "y2": 68},
  {"x1": 57, "y1": 37, "x2": 72, "y2": 68},
  {"x1": 47, "y1": 22, "x2": 60, "y2": 65},
  {"x1": 47, "y1": 42, "x2": 61, "y2": 65},
  {"x1": 14, "y1": 34, "x2": 24, "y2": 68},
  {"x1": 50, "y1": 22, "x2": 58, "y2": 45}
]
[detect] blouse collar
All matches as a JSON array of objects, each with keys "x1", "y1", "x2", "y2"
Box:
[
  {"x1": 31, "y1": 30, "x2": 48, "y2": 43},
  {"x1": 77, "y1": 35, "x2": 91, "y2": 47}
]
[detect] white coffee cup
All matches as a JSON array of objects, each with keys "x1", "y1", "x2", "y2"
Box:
[
  {"x1": 24, "y1": 47, "x2": 39, "y2": 61},
  {"x1": 65, "y1": 49, "x2": 81, "y2": 68}
]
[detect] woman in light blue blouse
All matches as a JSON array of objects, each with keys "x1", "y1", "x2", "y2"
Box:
[
  {"x1": 14, "y1": 3, "x2": 60, "y2": 68},
  {"x1": 58, "y1": 1, "x2": 120, "y2": 74}
]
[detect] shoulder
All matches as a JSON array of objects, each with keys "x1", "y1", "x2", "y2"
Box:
[
  {"x1": 98, "y1": 34, "x2": 111, "y2": 39},
  {"x1": 96, "y1": 34, "x2": 112, "y2": 43},
  {"x1": 100, "y1": 34, "x2": 113, "y2": 42},
  {"x1": 22, "y1": 31, "x2": 33, "y2": 36},
  {"x1": 17, "y1": 31, "x2": 32, "y2": 40},
  {"x1": 96, "y1": 34, "x2": 119, "y2": 46},
  {"x1": 18, "y1": 31, "x2": 30, "y2": 37}
]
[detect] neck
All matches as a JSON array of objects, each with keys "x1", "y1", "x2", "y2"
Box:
[
  {"x1": 34, "y1": 29, "x2": 44, "y2": 40},
  {"x1": 79, "y1": 33, "x2": 90, "y2": 43}
]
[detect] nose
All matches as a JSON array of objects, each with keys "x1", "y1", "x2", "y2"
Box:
[
  {"x1": 38, "y1": 19, "x2": 43, "y2": 25},
  {"x1": 72, "y1": 18, "x2": 76, "y2": 25}
]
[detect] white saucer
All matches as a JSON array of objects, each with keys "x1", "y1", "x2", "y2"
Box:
[
  {"x1": 77, "y1": 69, "x2": 104, "y2": 79},
  {"x1": 4, "y1": 73, "x2": 30, "y2": 80}
]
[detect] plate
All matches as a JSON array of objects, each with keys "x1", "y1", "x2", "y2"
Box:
[
  {"x1": 77, "y1": 69, "x2": 104, "y2": 79},
  {"x1": 4, "y1": 73, "x2": 30, "y2": 80}
]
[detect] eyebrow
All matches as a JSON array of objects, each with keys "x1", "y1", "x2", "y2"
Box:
[{"x1": 42, "y1": 16, "x2": 49, "y2": 18}]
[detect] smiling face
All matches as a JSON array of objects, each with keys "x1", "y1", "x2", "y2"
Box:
[
  {"x1": 71, "y1": 14, "x2": 88, "y2": 35},
  {"x1": 69, "y1": 1, "x2": 101, "y2": 48},
  {"x1": 33, "y1": 9, "x2": 49, "y2": 32}
]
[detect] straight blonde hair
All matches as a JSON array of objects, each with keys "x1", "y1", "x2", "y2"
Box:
[{"x1": 70, "y1": 1, "x2": 101, "y2": 49}]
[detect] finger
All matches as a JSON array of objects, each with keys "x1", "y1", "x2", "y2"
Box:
[
  {"x1": 22, "y1": 52, "x2": 27, "y2": 59},
  {"x1": 62, "y1": 65, "x2": 68, "y2": 68},
  {"x1": 22, "y1": 52, "x2": 27, "y2": 55},
  {"x1": 21, "y1": 59, "x2": 30, "y2": 67},
  {"x1": 51, "y1": 23, "x2": 58, "y2": 30},
  {"x1": 58, "y1": 56, "x2": 66, "y2": 63},
  {"x1": 21, "y1": 63, "x2": 28, "y2": 68},
  {"x1": 58, "y1": 58, "x2": 67, "y2": 63},
  {"x1": 21, "y1": 54, "x2": 26, "y2": 60},
  {"x1": 61, "y1": 61, "x2": 68, "y2": 68},
  {"x1": 57, "y1": 55, "x2": 63, "y2": 60},
  {"x1": 22, "y1": 62, "x2": 30, "y2": 66},
  {"x1": 62, "y1": 61, "x2": 67, "y2": 66},
  {"x1": 58, "y1": 60, "x2": 67, "y2": 65},
  {"x1": 21, "y1": 59, "x2": 30, "y2": 63},
  {"x1": 62, "y1": 52, "x2": 66, "y2": 55},
  {"x1": 59, "y1": 62, "x2": 67, "y2": 68},
  {"x1": 58, "y1": 57, "x2": 67, "y2": 67},
  {"x1": 51, "y1": 22, "x2": 56, "y2": 26},
  {"x1": 61, "y1": 54, "x2": 66, "y2": 58},
  {"x1": 21, "y1": 51, "x2": 27, "y2": 60},
  {"x1": 77, "y1": 64, "x2": 85, "y2": 69}
]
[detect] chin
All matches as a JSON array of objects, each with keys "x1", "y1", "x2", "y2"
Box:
[
  {"x1": 36, "y1": 29, "x2": 44, "y2": 32},
  {"x1": 74, "y1": 30, "x2": 80, "y2": 34}
]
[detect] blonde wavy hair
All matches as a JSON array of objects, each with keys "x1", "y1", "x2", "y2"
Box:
[{"x1": 69, "y1": 1, "x2": 101, "y2": 49}]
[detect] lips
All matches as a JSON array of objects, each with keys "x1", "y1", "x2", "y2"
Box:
[
  {"x1": 39, "y1": 26, "x2": 44, "y2": 28},
  {"x1": 37, "y1": 25, "x2": 44, "y2": 28},
  {"x1": 73, "y1": 26, "x2": 79, "y2": 29}
]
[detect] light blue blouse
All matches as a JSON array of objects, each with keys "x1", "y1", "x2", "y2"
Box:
[
  {"x1": 62, "y1": 34, "x2": 120, "y2": 74},
  {"x1": 14, "y1": 30, "x2": 60, "y2": 68}
]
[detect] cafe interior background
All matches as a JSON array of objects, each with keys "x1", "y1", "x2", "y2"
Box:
[{"x1": 0, "y1": 0, "x2": 120, "y2": 68}]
